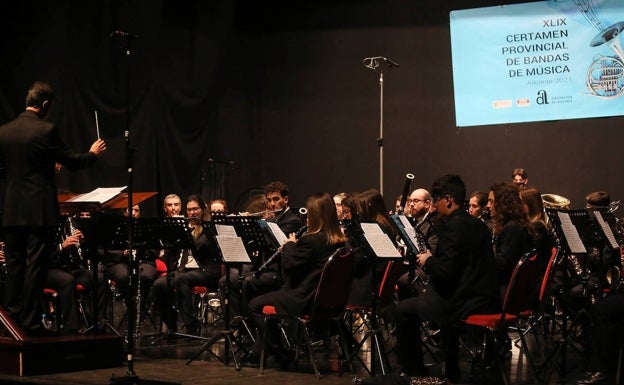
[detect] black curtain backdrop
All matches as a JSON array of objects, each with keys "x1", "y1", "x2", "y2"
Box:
[
  {"x1": 1, "y1": 0, "x2": 623, "y2": 216},
  {"x1": 0, "y1": 0, "x2": 241, "y2": 215}
]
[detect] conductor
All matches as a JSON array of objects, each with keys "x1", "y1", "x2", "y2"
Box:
[{"x1": 0, "y1": 81, "x2": 107, "y2": 336}]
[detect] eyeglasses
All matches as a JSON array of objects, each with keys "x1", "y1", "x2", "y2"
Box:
[
  {"x1": 432, "y1": 195, "x2": 448, "y2": 204},
  {"x1": 407, "y1": 198, "x2": 426, "y2": 204}
]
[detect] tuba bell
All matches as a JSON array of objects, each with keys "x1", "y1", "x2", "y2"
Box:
[{"x1": 541, "y1": 194, "x2": 571, "y2": 209}]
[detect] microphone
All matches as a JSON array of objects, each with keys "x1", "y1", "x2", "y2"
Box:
[
  {"x1": 383, "y1": 57, "x2": 400, "y2": 68},
  {"x1": 110, "y1": 30, "x2": 139, "y2": 39},
  {"x1": 362, "y1": 56, "x2": 400, "y2": 70}
]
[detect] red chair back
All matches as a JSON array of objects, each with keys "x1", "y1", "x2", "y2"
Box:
[
  {"x1": 309, "y1": 247, "x2": 354, "y2": 322},
  {"x1": 502, "y1": 252, "x2": 541, "y2": 316},
  {"x1": 537, "y1": 247, "x2": 559, "y2": 303},
  {"x1": 155, "y1": 258, "x2": 168, "y2": 276}
]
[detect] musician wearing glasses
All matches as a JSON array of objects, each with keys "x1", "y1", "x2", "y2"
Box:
[
  {"x1": 394, "y1": 174, "x2": 499, "y2": 381},
  {"x1": 152, "y1": 194, "x2": 220, "y2": 335},
  {"x1": 396, "y1": 188, "x2": 438, "y2": 300}
]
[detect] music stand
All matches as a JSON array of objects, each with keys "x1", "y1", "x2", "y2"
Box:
[
  {"x1": 215, "y1": 214, "x2": 281, "y2": 341},
  {"x1": 540, "y1": 208, "x2": 617, "y2": 383},
  {"x1": 341, "y1": 218, "x2": 402, "y2": 376},
  {"x1": 186, "y1": 219, "x2": 252, "y2": 369}
]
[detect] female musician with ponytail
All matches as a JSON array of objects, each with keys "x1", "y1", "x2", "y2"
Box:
[{"x1": 245, "y1": 192, "x2": 347, "y2": 368}]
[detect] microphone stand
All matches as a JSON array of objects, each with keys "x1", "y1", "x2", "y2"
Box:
[
  {"x1": 363, "y1": 57, "x2": 399, "y2": 196},
  {"x1": 109, "y1": 30, "x2": 179, "y2": 385}
]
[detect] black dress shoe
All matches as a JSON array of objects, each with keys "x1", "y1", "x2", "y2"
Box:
[{"x1": 577, "y1": 371, "x2": 608, "y2": 385}]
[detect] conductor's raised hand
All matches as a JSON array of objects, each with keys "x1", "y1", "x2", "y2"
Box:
[{"x1": 89, "y1": 138, "x2": 107, "y2": 156}]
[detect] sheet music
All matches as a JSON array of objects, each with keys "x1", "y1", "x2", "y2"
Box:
[
  {"x1": 360, "y1": 222, "x2": 402, "y2": 258},
  {"x1": 67, "y1": 186, "x2": 127, "y2": 203},
  {"x1": 593, "y1": 211, "x2": 619, "y2": 249},
  {"x1": 557, "y1": 211, "x2": 587, "y2": 254},
  {"x1": 396, "y1": 215, "x2": 418, "y2": 243},
  {"x1": 215, "y1": 235, "x2": 251, "y2": 263},
  {"x1": 266, "y1": 221, "x2": 288, "y2": 245},
  {"x1": 215, "y1": 224, "x2": 238, "y2": 237}
]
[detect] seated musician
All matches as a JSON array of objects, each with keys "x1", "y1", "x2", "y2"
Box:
[
  {"x1": 346, "y1": 188, "x2": 399, "y2": 309},
  {"x1": 394, "y1": 174, "x2": 500, "y2": 381},
  {"x1": 488, "y1": 182, "x2": 533, "y2": 299},
  {"x1": 511, "y1": 167, "x2": 529, "y2": 189},
  {"x1": 218, "y1": 181, "x2": 302, "y2": 324},
  {"x1": 333, "y1": 192, "x2": 347, "y2": 218},
  {"x1": 245, "y1": 192, "x2": 347, "y2": 369},
  {"x1": 519, "y1": 187, "x2": 554, "y2": 276},
  {"x1": 152, "y1": 194, "x2": 221, "y2": 335},
  {"x1": 566, "y1": 191, "x2": 621, "y2": 302},
  {"x1": 46, "y1": 217, "x2": 110, "y2": 334},
  {"x1": 339, "y1": 192, "x2": 359, "y2": 221},
  {"x1": 468, "y1": 191, "x2": 488, "y2": 219},
  {"x1": 101, "y1": 204, "x2": 159, "y2": 316},
  {"x1": 396, "y1": 188, "x2": 438, "y2": 300}
]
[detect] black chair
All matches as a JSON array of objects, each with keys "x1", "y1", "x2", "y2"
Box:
[{"x1": 258, "y1": 247, "x2": 354, "y2": 378}]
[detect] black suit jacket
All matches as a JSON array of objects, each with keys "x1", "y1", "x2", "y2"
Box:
[
  {"x1": 272, "y1": 232, "x2": 342, "y2": 316},
  {"x1": 423, "y1": 209, "x2": 500, "y2": 320},
  {"x1": 276, "y1": 207, "x2": 303, "y2": 235},
  {"x1": 0, "y1": 111, "x2": 97, "y2": 227}
]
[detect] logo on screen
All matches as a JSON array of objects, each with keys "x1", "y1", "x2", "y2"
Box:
[{"x1": 536, "y1": 90, "x2": 549, "y2": 105}]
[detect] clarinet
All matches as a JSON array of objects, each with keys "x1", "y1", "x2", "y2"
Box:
[
  {"x1": 66, "y1": 217, "x2": 84, "y2": 262},
  {"x1": 133, "y1": 249, "x2": 142, "y2": 338},
  {"x1": 397, "y1": 173, "x2": 414, "y2": 214},
  {"x1": 254, "y1": 225, "x2": 308, "y2": 278}
]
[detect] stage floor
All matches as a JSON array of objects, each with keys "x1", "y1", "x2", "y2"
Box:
[{"x1": 0, "y1": 300, "x2": 595, "y2": 385}]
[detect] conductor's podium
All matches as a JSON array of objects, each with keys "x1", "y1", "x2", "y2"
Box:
[{"x1": 0, "y1": 309, "x2": 123, "y2": 376}]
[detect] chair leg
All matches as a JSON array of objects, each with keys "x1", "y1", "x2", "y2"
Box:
[
  {"x1": 259, "y1": 316, "x2": 268, "y2": 375},
  {"x1": 617, "y1": 344, "x2": 623, "y2": 385}
]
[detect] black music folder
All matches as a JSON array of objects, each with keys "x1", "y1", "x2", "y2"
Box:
[
  {"x1": 391, "y1": 214, "x2": 422, "y2": 255},
  {"x1": 546, "y1": 208, "x2": 619, "y2": 255},
  {"x1": 342, "y1": 218, "x2": 402, "y2": 259},
  {"x1": 208, "y1": 221, "x2": 252, "y2": 264}
]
